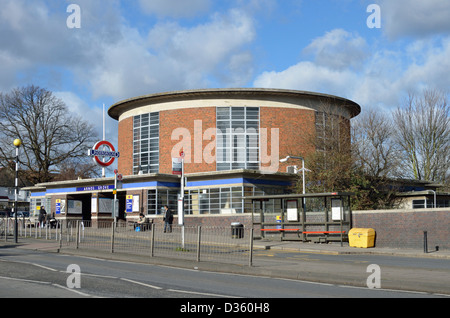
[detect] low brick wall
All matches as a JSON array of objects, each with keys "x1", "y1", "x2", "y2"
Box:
[
  {"x1": 149, "y1": 209, "x2": 450, "y2": 251},
  {"x1": 353, "y1": 208, "x2": 450, "y2": 250},
  {"x1": 150, "y1": 214, "x2": 253, "y2": 228}
]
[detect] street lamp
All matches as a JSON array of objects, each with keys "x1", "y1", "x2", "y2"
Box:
[
  {"x1": 279, "y1": 155, "x2": 310, "y2": 194},
  {"x1": 13, "y1": 139, "x2": 21, "y2": 243}
]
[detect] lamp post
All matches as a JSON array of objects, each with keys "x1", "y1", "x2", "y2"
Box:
[
  {"x1": 178, "y1": 151, "x2": 185, "y2": 248},
  {"x1": 279, "y1": 155, "x2": 309, "y2": 194},
  {"x1": 13, "y1": 139, "x2": 21, "y2": 243}
]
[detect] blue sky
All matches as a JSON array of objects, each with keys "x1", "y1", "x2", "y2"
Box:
[{"x1": 1, "y1": 0, "x2": 450, "y2": 148}]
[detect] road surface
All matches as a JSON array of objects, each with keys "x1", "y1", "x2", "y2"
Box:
[{"x1": 0, "y1": 247, "x2": 448, "y2": 301}]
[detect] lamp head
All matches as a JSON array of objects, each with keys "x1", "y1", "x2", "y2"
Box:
[{"x1": 13, "y1": 139, "x2": 22, "y2": 147}]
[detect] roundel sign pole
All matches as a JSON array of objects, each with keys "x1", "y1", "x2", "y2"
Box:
[{"x1": 88, "y1": 140, "x2": 120, "y2": 169}]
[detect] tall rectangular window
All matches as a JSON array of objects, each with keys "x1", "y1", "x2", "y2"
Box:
[
  {"x1": 315, "y1": 111, "x2": 343, "y2": 152},
  {"x1": 147, "y1": 189, "x2": 178, "y2": 215},
  {"x1": 133, "y1": 112, "x2": 159, "y2": 174},
  {"x1": 216, "y1": 107, "x2": 259, "y2": 171}
]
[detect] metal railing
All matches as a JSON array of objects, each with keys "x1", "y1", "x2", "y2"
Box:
[
  {"x1": 1, "y1": 216, "x2": 63, "y2": 241},
  {"x1": 1, "y1": 217, "x2": 254, "y2": 266}
]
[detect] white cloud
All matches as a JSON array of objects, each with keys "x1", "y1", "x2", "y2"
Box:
[
  {"x1": 254, "y1": 61, "x2": 358, "y2": 97},
  {"x1": 253, "y1": 27, "x2": 450, "y2": 111},
  {"x1": 303, "y1": 29, "x2": 368, "y2": 70},
  {"x1": 3, "y1": 0, "x2": 448, "y2": 121},
  {"x1": 0, "y1": 1, "x2": 256, "y2": 102},
  {"x1": 88, "y1": 9, "x2": 256, "y2": 100},
  {"x1": 148, "y1": 10, "x2": 254, "y2": 67},
  {"x1": 380, "y1": 0, "x2": 450, "y2": 39},
  {"x1": 0, "y1": 0, "x2": 124, "y2": 92},
  {"x1": 400, "y1": 38, "x2": 450, "y2": 92},
  {"x1": 254, "y1": 29, "x2": 366, "y2": 98}
]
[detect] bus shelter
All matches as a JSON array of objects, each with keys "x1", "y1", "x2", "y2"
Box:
[{"x1": 245, "y1": 192, "x2": 353, "y2": 245}]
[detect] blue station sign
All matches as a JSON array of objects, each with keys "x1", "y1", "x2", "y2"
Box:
[{"x1": 76, "y1": 185, "x2": 115, "y2": 192}]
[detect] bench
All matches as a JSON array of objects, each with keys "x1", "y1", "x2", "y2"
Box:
[
  {"x1": 304, "y1": 231, "x2": 346, "y2": 243},
  {"x1": 260, "y1": 229, "x2": 346, "y2": 242},
  {"x1": 260, "y1": 229, "x2": 345, "y2": 234},
  {"x1": 261, "y1": 228, "x2": 301, "y2": 232},
  {"x1": 303, "y1": 231, "x2": 345, "y2": 234},
  {"x1": 134, "y1": 218, "x2": 153, "y2": 231}
]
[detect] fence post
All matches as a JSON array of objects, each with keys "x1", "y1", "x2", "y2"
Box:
[
  {"x1": 423, "y1": 231, "x2": 428, "y2": 253},
  {"x1": 76, "y1": 221, "x2": 80, "y2": 249},
  {"x1": 196, "y1": 226, "x2": 202, "y2": 262},
  {"x1": 110, "y1": 221, "x2": 115, "y2": 253},
  {"x1": 69, "y1": 221, "x2": 73, "y2": 243},
  {"x1": 249, "y1": 228, "x2": 254, "y2": 267},
  {"x1": 58, "y1": 221, "x2": 62, "y2": 249},
  {"x1": 150, "y1": 223, "x2": 155, "y2": 257},
  {"x1": 5, "y1": 219, "x2": 8, "y2": 241},
  {"x1": 3, "y1": 218, "x2": 6, "y2": 242}
]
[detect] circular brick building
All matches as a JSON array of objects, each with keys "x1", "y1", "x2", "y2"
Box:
[
  {"x1": 26, "y1": 88, "x2": 360, "y2": 224},
  {"x1": 108, "y1": 88, "x2": 360, "y2": 176}
]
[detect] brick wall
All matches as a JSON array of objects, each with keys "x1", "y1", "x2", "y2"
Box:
[
  {"x1": 353, "y1": 209, "x2": 450, "y2": 250},
  {"x1": 260, "y1": 107, "x2": 316, "y2": 172},
  {"x1": 147, "y1": 208, "x2": 450, "y2": 251},
  {"x1": 117, "y1": 106, "x2": 319, "y2": 175},
  {"x1": 159, "y1": 107, "x2": 217, "y2": 174},
  {"x1": 117, "y1": 116, "x2": 133, "y2": 176},
  {"x1": 149, "y1": 213, "x2": 253, "y2": 229}
]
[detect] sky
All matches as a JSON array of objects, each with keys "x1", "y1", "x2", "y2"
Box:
[{"x1": 1, "y1": 0, "x2": 450, "y2": 149}]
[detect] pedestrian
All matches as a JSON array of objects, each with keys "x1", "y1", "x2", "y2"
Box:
[
  {"x1": 38, "y1": 206, "x2": 47, "y2": 228},
  {"x1": 163, "y1": 205, "x2": 173, "y2": 233},
  {"x1": 134, "y1": 213, "x2": 146, "y2": 231}
]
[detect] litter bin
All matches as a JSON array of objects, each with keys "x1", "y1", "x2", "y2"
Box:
[
  {"x1": 349, "y1": 228, "x2": 375, "y2": 248},
  {"x1": 231, "y1": 222, "x2": 244, "y2": 239}
]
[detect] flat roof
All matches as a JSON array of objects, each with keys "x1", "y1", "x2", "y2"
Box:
[
  {"x1": 22, "y1": 169, "x2": 298, "y2": 193},
  {"x1": 108, "y1": 88, "x2": 361, "y2": 120}
]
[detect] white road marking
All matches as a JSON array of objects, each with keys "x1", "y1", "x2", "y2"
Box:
[{"x1": 120, "y1": 278, "x2": 163, "y2": 290}]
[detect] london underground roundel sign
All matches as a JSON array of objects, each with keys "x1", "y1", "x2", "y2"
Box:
[{"x1": 88, "y1": 140, "x2": 120, "y2": 167}]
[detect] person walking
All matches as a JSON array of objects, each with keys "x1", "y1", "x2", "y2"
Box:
[
  {"x1": 163, "y1": 205, "x2": 173, "y2": 233},
  {"x1": 38, "y1": 206, "x2": 47, "y2": 228}
]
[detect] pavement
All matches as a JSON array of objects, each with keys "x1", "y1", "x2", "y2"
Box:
[
  {"x1": 254, "y1": 239, "x2": 450, "y2": 258},
  {"x1": 2, "y1": 238, "x2": 450, "y2": 296}
]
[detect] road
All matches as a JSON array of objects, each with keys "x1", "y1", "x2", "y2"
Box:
[{"x1": 0, "y1": 247, "x2": 448, "y2": 302}]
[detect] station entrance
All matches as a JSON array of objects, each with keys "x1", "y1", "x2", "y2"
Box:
[
  {"x1": 64, "y1": 191, "x2": 127, "y2": 224},
  {"x1": 245, "y1": 192, "x2": 353, "y2": 245}
]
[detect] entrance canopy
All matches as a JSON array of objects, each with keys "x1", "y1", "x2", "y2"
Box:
[{"x1": 244, "y1": 192, "x2": 353, "y2": 244}]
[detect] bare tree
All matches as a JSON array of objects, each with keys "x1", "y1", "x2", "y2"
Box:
[
  {"x1": 393, "y1": 89, "x2": 450, "y2": 183},
  {"x1": 352, "y1": 108, "x2": 400, "y2": 178},
  {"x1": 0, "y1": 85, "x2": 99, "y2": 183},
  {"x1": 307, "y1": 102, "x2": 401, "y2": 209}
]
